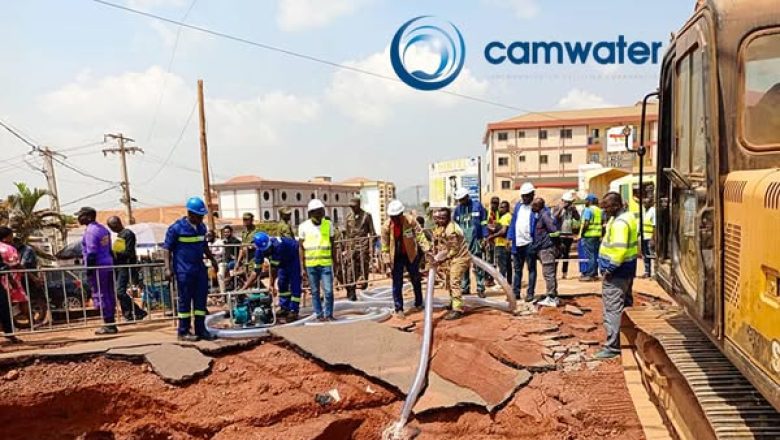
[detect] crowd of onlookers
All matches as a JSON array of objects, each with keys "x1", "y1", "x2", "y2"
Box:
[{"x1": 2, "y1": 183, "x2": 652, "y2": 356}]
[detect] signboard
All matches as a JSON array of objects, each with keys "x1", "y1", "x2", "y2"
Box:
[
  {"x1": 606, "y1": 125, "x2": 633, "y2": 153},
  {"x1": 428, "y1": 156, "x2": 481, "y2": 207}
]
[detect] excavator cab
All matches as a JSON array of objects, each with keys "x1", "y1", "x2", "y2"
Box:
[{"x1": 640, "y1": 0, "x2": 780, "y2": 410}]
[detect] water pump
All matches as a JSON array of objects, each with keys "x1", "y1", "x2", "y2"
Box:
[{"x1": 232, "y1": 292, "x2": 275, "y2": 327}]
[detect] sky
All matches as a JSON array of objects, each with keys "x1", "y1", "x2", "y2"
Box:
[{"x1": 0, "y1": 0, "x2": 696, "y2": 211}]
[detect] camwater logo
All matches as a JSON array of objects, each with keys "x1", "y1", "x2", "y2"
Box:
[
  {"x1": 390, "y1": 16, "x2": 663, "y2": 91},
  {"x1": 390, "y1": 16, "x2": 466, "y2": 91}
]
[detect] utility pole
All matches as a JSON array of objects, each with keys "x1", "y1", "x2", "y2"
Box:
[
  {"x1": 38, "y1": 147, "x2": 64, "y2": 250},
  {"x1": 39, "y1": 147, "x2": 62, "y2": 213},
  {"x1": 103, "y1": 133, "x2": 143, "y2": 224},
  {"x1": 197, "y1": 79, "x2": 216, "y2": 231}
]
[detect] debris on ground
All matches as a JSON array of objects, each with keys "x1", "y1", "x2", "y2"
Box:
[
  {"x1": 0, "y1": 293, "x2": 648, "y2": 439},
  {"x1": 564, "y1": 304, "x2": 585, "y2": 316}
]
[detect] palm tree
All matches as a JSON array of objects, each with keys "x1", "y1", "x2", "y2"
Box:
[{"x1": 3, "y1": 182, "x2": 65, "y2": 243}]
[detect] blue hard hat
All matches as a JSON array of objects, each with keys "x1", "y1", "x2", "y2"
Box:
[
  {"x1": 185, "y1": 197, "x2": 208, "y2": 216},
  {"x1": 253, "y1": 231, "x2": 271, "y2": 251},
  {"x1": 586, "y1": 194, "x2": 598, "y2": 202}
]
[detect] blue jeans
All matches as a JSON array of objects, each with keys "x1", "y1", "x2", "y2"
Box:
[
  {"x1": 306, "y1": 265, "x2": 333, "y2": 318},
  {"x1": 392, "y1": 254, "x2": 423, "y2": 312},
  {"x1": 582, "y1": 237, "x2": 601, "y2": 277},
  {"x1": 512, "y1": 245, "x2": 537, "y2": 300}
]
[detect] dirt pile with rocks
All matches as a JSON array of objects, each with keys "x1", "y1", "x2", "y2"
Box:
[{"x1": 0, "y1": 294, "x2": 648, "y2": 439}]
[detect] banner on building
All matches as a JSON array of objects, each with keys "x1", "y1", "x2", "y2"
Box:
[
  {"x1": 606, "y1": 125, "x2": 634, "y2": 153},
  {"x1": 428, "y1": 156, "x2": 481, "y2": 207}
]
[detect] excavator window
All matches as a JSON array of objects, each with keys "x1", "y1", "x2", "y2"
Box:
[{"x1": 742, "y1": 31, "x2": 780, "y2": 149}]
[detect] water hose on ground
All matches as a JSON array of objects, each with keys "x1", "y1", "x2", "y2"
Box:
[
  {"x1": 207, "y1": 254, "x2": 515, "y2": 340},
  {"x1": 382, "y1": 266, "x2": 437, "y2": 440}
]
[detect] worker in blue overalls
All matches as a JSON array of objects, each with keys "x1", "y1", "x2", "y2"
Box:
[
  {"x1": 163, "y1": 197, "x2": 218, "y2": 342},
  {"x1": 452, "y1": 188, "x2": 488, "y2": 298},
  {"x1": 241, "y1": 232, "x2": 302, "y2": 322}
]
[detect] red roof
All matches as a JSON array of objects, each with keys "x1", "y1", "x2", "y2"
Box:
[{"x1": 225, "y1": 175, "x2": 264, "y2": 184}]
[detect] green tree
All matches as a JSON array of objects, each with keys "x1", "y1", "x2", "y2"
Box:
[{"x1": 3, "y1": 182, "x2": 65, "y2": 243}]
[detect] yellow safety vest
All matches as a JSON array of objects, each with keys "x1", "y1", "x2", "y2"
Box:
[
  {"x1": 303, "y1": 219, "x2": 333, "y2": 267},
  {"x1": 642, "y1": 207, "x2": 655, "y2": 237},
  {"x1": 599, "y1": 211, "x2": 638, "y2": 267},
  {"x1": 582, "y1": 206, "x2": 602, "y2": 238}
]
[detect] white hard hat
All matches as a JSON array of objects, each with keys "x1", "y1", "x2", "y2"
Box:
[
  {"x1": 519, "y1": 182, "x2": 536, "y2": 195},
  {"x1": 453, "y1": 187, "x2": 470, "y2": 200},
  {"x1": 562, "y1": 191, "x2": 575, "y2": 202},
  {"x1": 307, "y1": 198, "x2": 325, "y2": 212},
  {"x1": 387, "y1": 199, "x2": 405, "y2": 216}
]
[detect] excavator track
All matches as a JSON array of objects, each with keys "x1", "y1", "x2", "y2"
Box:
[{"x1": 626, "y1": 307, "x2": 780, "y2": 440}]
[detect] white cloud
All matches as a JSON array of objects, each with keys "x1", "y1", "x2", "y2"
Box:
[
  {"x1": 276, "y1": 0, "x2": 368, "y2": 31},
  {"x1": 326, "y1": 46, "x2": 489, "y2": 125},
  {"x1": 482, "y1": 0, "x2": 540, "y2": 20},
  {"x1": 556, "y1": 88, "x2": 614, "y2": 109},
  {"x1": 36, "y1": 66, "x2": 319, "y2": 163}
]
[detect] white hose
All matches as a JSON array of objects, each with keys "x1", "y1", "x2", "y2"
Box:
[
  {"x1": 394, "y1": 267, "x2": 436, "y2": 433},
  {"x1": 207, "y1": 255, "x2": 515, "y2": 340},
  {"x1": 470, "y1": 254, "x2": 516, "y2": 312}
]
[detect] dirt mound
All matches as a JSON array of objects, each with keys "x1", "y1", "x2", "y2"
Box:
[{"x1": 0, "y1": 293, "x2": 649, "y2": 439}]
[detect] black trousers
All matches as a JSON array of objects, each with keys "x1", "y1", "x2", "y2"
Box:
[{"x1": 0, "y1": 284, "x2": 14, "y2": 334}]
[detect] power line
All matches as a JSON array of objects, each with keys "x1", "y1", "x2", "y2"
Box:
[
  {"x1": 0, "y1": 118, "x2": 39, "y2": 151},
  {"x1": 146, "y1": 0, "x2": 199, "y2": 143},
  {"x1": 59, "y1": 140, "x2": 106, "y2": 153},
  {"x1": 52, "y1": 156, "x2": 118, "y2": 184},
  {"x1": 90, "y1": 0, "x2": 544, "y2": 114},
  {"x1": 145, "y1": 99, "x2": 197, "y2": 184},
  {"x1": 61, "y1": 185, "x2": 120, "y2": 208}
]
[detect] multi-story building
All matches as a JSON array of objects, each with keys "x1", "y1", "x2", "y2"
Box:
[
  {"x1": 483, "y1": 103, "x2": 658, "y2": 192},
  {"x1": 213, "y1": 175, "x2": 395, "y2": 231}
]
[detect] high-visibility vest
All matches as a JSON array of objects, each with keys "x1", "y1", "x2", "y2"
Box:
[
  {"x1": 599, "y1": 211, "x2": 638, "y2": 267},
  {"x1": 642, "y1": 207, "x2": 655, "y2": 237},
  {"x1": 303, "y1": 219, "x2": 333, "y2": 267},
  {"x1": 582, "y1": 206, "x2": 602, "y2": 238}
]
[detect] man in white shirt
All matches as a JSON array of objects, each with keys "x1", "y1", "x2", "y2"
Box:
[{"x1": 507, "y1": 182, "x2": 538, "y2": 301}]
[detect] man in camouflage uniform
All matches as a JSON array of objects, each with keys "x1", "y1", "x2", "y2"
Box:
[
  {"x1": 278, "y1": 207, "x2": 295, "y2": 238},
  {"x1": 343, "y1": 197, "x2": 375, "y2": 301},
  {"x1": 433, "y1": 207, "x2": 471, "y2": 320}
]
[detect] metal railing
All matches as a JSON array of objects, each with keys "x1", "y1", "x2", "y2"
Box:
[
  {"x1": 0, "y1": 262, "x2": 174, "y2": 336},
  {"x1": 2, "y1": 234, "x2": 545, "y2": 337}
]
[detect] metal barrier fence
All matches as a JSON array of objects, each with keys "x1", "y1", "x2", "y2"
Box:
[
  {"x1": 0, "y1": 262, "x2": 174, "y2": 336},
  {"x1": 3, "y1": 234, "x2": 567, "y2": 337}
]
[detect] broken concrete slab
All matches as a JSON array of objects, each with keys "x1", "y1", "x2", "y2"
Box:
[
  {"x1": 488, "y1": 339, "x2": 556, "y2": 372},
  {"x1": 106, "y1": 345, "x2": 161, "y2": 359},
  {"x1": 414, "y1": 373, "x2": 485, "y2": 413},
  {"x1": 432, "y1": 340, "x2": 532, "y2": 410},
  {"x1": 144, "y1": 344, "x2": 213, "y2": 384},
  {"x1": 580, "y1": 339, "x2": 600, "y2": 346},
  {"x1": 271, "y1": 321, "x2": 519, "y2": 414},
  {"x1": 564, "y1": 305, "x2": 585, "y2": 316}
]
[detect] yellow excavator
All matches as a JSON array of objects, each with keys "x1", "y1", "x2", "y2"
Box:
[{"x1": 634, "y1": 0, "x2": 780, "y2": 419}]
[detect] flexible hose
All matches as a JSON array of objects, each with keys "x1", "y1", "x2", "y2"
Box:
[
  {"x1": 396, "y1": 267, "x2": 436, "y2": 430},
  {"x1": 207, "y1": 255, "x2": 515, "y2": 340},
  {"x1": 470, "y1": 254, "x2": 516, "y2": 312}
]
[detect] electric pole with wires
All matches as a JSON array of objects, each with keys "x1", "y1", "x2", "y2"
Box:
[
  {"x1": 103, "y1": 133, "x2": 143, "y2": 224},
  {"x1": 39, "y1": 147, "x2": 63, "y2": 214}
]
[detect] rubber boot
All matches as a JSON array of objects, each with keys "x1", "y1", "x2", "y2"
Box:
[{"x1": 194, "y1": 316, "x2": 216, "y2": 341}]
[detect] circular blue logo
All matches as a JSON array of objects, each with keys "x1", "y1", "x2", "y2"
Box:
[{"x1": 390, "y1": 16, "x2": 466, "y2": 91}]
